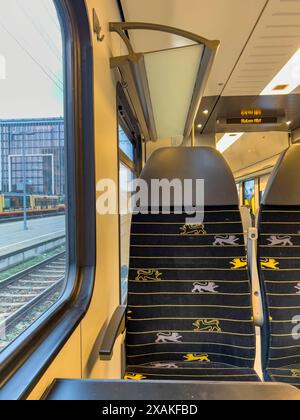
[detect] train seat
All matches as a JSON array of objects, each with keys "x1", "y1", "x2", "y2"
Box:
[
  {"x1": 100, "y1": 147, "x2": 260, "y2": 382},
  {"x1": 258, "y1": 145, "x2": 300, "y2": 389}
]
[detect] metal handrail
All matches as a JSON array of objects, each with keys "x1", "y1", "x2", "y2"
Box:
[{"x1": 109, "y1": 22, "x2": 220, "y2": 54}]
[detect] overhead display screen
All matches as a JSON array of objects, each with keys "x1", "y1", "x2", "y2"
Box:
[
  {"x1": 224, "y1": 109, "x2": 279, "y2": 126},
  {"x1": 226, "y1": 116, "x2": 278, "y2": 125}
]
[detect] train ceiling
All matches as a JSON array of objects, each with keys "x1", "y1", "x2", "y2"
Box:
[{"x1": 120, "y1": 0, "x2": 300, "y2": 134}]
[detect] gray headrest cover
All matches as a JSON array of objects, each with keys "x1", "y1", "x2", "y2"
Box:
[
  {"x1": 141, "y1": 147, "x2": 238, "y2": 206},
  {"x1": 262, "y1": 145, "x2": 300, "y2": 206}
]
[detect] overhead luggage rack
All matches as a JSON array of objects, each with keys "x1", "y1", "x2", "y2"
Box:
[{"x1": 109, "y1": 22, "x2": 220, "y2": 142}]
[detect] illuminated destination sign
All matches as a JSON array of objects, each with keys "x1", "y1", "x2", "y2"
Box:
[
  {"x1": 226, "y1": 116, "x2": 278, "y2": 125},
  {"x1": 241, "y1": 109, "x2": 262, "y2": 117},
  {"x1": 226, "y1": 109, "x2": 278, "y2": 125}
]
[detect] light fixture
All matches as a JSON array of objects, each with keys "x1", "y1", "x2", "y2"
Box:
[
  {"x1": 260, "y1": 47, "x2": 300, "y2": 96},
  {"x1": 197, "y1": 123, "x2": 203, "y2": 129},
  {"x1": 286, "y1": 121, "x2": 292, "y2": 126},
  {"x1": 203, "y1": 109, "x2": 209, "y2": 115},
  {"x1": 216, "y1": 132, "x2": 244, "y2": 153}
]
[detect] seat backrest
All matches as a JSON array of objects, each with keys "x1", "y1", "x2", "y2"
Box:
[
  {"x1": 258, "y1": 144, "x2": 300, "y2": 369},
  {"x1": 126, "y1": 147, "x2": 256, "y2": 368}
]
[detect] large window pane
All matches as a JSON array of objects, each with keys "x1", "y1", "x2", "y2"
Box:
[
  {"x1": 0, "y1": 0, "x2": 66, "y2": 353},
  {"x1": 119, "y1": 163, "x2": 135, "y2": 303},
  {"x1": 243, "y1": 179, "x2": 255, "y2": 215},
  {"x1": 119, "y1": 126, "x2": 135, "y2": 162}
]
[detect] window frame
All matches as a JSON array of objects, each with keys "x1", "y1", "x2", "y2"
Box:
[
  {"x1": 117, "y1": 83, "x2": 142, "y2": 304},
  {"x1": 117, "y1": 83, "x2": 142, "y2": 176},
  {"x1": 0, "y1": 0, "x2": 95, "y2": 400}
]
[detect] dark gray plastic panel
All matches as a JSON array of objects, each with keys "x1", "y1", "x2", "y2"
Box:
[
  {"x1": 262, "y1": 145, "x2": 300, "y2": 206},
  {"x1": 44, "y1": 379, "x2": 300, "y2": 401},
  {"x1": 141, "y1": 147, "x2": 238, "y2": 206}
]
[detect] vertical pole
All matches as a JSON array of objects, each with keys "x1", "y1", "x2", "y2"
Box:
[
  {"x1": 22, "y1": 135, "x2": 28, "y2": 231},
  {"x1": 254, "y1": 178, "x2": 260, "y2": 216},
  {"x1": 191, "y1": 124, "x2": 195, "y2": 147}
]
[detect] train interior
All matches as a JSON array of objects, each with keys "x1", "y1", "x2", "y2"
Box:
[{"x1": 1, "y1": 0, "x2": 300, "y2": 401}]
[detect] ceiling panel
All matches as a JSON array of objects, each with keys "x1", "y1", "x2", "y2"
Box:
[
  {"x1": 223, "y1": 0, "x2": 300, "y2": 96},
  {"x1": 120, "y1": 0, "x2": 267, "y2": 96},
  {"x1": 220, "y1": 131, "x2": 289, "y2": 174}
]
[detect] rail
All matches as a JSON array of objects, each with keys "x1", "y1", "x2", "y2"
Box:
[{"x1": 0, "y1": 252, "x2": 66, "y2": 345}]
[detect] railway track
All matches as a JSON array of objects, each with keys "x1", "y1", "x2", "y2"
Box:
[{"x1": 0, "y1": 252, "x2": 66, "y2": 346}]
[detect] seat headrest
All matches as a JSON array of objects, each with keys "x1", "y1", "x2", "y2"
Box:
[
  {"x1": 262, "y1": 145, "x2": 300, "y2": 206},
  {"x1": 141, "y1": 147, "x2": 238, "y2": 206}
]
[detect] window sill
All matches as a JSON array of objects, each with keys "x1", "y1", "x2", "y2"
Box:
[{"x1": 0, "y1": 266, "x2": 95, "y2": 400}]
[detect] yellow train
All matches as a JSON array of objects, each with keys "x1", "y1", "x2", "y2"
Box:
[{"x1": 0, "y1": 194, "x2": 65, "y2": 217}]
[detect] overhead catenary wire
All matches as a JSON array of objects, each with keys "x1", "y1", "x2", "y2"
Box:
[
  {"x1": 0, "y1": 19, "x2": 63, "y2": 92},
  {"x1": 16, "y1": 0, "x2": 63, "y2": 65},
  {"x1": 40, "y1": 0, "x2": 61, "y2": 31}
]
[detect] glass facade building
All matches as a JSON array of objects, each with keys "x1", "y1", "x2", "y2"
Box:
[{"x1": 0, "y1": 118, "x2": 65, "y2": 196}]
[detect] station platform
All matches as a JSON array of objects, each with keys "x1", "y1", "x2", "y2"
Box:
[{"x1": 0, "y1": 215, "x2": 65, "y2": 258}]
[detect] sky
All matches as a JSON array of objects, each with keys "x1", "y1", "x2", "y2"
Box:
[{"x1": 0, "y1": 0, "x2": 64, "y2": 119}]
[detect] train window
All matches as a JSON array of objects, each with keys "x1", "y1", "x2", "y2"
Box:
[
  {"x1": 243, "y1": 179, "x2": 255, "y2": 215},
  {"x1": 117, "y1": 86, "x2": 141, "y2": 303},
  {"x1": 119, "y1": 126, "x2": 135, "y2": 162},
  {"x1": 119, "y1": 125, "x2": 137, "y2": 303},
  {"x1": 119, "y1": 161, "x2": 135, "y2": 303},
  {"x1": 0, "y1": 1, "x2": 66, "y2": 354}
]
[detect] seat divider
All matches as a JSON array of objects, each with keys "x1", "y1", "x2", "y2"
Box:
[{"x1": 248, "y1": 227, "x2": 264, "y2": 327}]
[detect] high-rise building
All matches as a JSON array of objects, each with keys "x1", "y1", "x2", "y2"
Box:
[{"x1": 0, "y1": 118, "x2": 64, "y2": 196}]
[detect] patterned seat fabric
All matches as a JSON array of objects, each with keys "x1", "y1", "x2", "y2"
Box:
[
  {"x1": 267, "y1": 367, "x2": 300, "y2": 388},
  {"x1": 258, "y1": 205, "x2": 300, "y2": 389},
  {"x1": 125, "y1": 206, "x2": 259, "y2": 382},
  {"x1": 125, "y1": 363, "x2": 259, "y2": 382}
]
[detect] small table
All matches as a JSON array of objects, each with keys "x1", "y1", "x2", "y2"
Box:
[{"x1": 44, "y1": 379, "x2": 300, "y2": 400}]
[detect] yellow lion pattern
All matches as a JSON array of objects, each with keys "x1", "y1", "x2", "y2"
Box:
[
  {"x1": 184, "y1": 353, "x2": 210, "y2": 362},
  {"x1": 180, "y1": 224, "x2": 207, "y2": 236},
  {"x1": 260, "y1": 258, "x2": 280, "y2": 270},
  {"x1": 193, "y1": 319, "x2": 222, "y2": 333},
  {"x1": 230, "y1": 258, "x2": 247, "y2": 270},
  {"x1": 135, "y1": 269, "x2": 162, "y2": 282},
  {"x1": 124, "y1": 373, "x2": 147, "y2": 381},
  {"x1": 291, "y1": 369, "x2": 300, "y2": 378}
]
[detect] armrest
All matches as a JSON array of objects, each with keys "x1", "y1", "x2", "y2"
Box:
[
  {"x1": 247, "y1": 227, "x2": 264, "y2": 327},
  {"x1": 99, "y1": 305, "x2": 127, "y2": 361}
]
